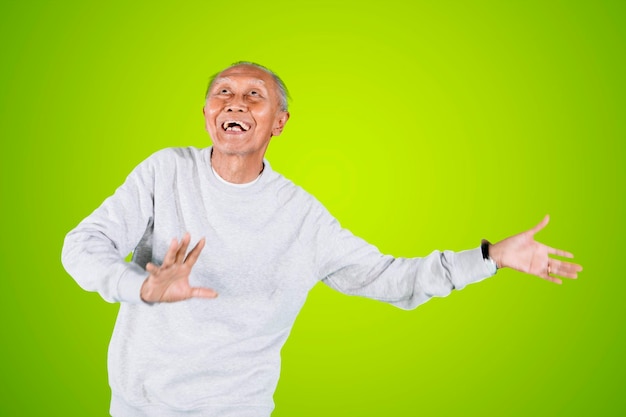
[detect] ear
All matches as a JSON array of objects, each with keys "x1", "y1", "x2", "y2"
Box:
[
  {"x1": 202, "y1": 104, "x2": 210, "y2": 132},
  {"x1": 271, "y1": 111, "x2": 290, "y2": 137}
]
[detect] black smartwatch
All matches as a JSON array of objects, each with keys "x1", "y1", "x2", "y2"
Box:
[{"x1": 481, "y1": 239, "x2": 498, "y2": 271}]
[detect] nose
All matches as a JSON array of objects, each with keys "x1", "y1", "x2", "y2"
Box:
[{"x1": 226, "y1": 96, "x2": 247, "y2": 112}]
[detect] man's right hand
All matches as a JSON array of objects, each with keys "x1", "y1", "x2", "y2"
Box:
[{"x1": 140, "y1": 233, "x2": 218, "y2": 303}]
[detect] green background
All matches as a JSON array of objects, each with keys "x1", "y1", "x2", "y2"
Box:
[{"x1": 1, "y1": 0, "x2": 624, "y2": 416}]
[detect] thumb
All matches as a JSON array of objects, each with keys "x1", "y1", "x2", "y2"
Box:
[
  {"x1": 529, "y1": 214, "x2": 550, "y2": 235},
  {"x1": 190, "y1": 287, "x2": 218, "y2": 299}
]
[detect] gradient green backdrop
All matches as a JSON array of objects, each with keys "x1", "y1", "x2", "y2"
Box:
[{"x1": 1, "y1": 0, "x2": 624, "y2": 416}]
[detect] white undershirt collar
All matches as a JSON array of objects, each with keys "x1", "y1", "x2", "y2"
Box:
[{"x1": 211, "y1": 165, "x2": 264, "y2": 188}]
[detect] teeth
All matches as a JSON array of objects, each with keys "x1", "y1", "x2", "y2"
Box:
[{"x1": 222, "y1": 120, "x2": 250, "y2": 131}]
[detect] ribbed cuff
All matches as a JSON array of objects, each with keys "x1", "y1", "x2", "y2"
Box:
[
  {"x1": 116, "y1": 262, "x2": 150, "y2": 304},
  {"x1": 450, "y1": 247, "x2": 497, "y2": 290}
]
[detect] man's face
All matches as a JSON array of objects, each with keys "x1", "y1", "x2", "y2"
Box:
[{"x1": 203, "y1": 65, "x2": 289, "y2": 158}]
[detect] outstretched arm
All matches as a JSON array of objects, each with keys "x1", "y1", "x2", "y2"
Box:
[
  {"x1": 140, "y1": 233, "x2": 218, "y2": 303},
  {"x1": 489, "y1": 215, "x2": 583, "y2": 284}
]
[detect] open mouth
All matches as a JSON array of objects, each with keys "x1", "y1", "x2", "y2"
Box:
[{"x1": 222, "y1": 120, "x2": 251, "y2": 132}]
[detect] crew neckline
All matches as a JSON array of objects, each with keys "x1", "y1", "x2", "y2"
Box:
[
  {"x1": 202, "y1": 147, "x2": 273, "y2": 194},
  {"x1": 211, "y1": 165, "x2": 263, "y2": 188}
]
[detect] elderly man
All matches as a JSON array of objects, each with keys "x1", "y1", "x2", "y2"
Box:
[{"x1": 62, "y1": 62, "x2": 582, "y2": 417}]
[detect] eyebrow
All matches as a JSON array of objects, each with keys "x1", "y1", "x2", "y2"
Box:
[{"x1": 212, "y1": 77, "x2": 266, "y2": 86}]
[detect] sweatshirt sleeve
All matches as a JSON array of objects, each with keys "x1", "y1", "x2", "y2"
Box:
[
  {"x1": 61, "y1": 153, "x2": 159, "y2": 304},
  {"x1": 306, "y1": 200, "x2": 496, "y2": 310}
]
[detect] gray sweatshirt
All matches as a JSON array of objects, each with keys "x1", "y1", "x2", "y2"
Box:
[{"x1": 62, "y1": 146, "x2": 495, "y2": 417}]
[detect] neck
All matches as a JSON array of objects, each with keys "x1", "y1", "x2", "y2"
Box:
[{"x1": 210, "y1": 148, "x2": 265, "y2": 184}]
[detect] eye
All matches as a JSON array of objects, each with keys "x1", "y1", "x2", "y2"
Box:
[
  {"x1": 249, "y1": 90, "x2": 259, "y2": 96},
  {"x1": 213, "y1": 87, "x2": 231, "y2": 96}
]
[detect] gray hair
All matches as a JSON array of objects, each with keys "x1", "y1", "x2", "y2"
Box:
[{"x1": 205, "y1": 61, "x2": 290, "y2": 111}]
